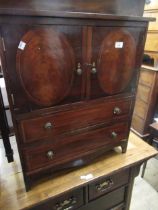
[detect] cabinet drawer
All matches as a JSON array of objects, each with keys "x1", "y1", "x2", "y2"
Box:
[
  {"x1": 28, "y1": 188, "x2": 84, "y2": 210},
  {"x1": 78, "y1": 187, "x2": 126, "y2": 210},
  {"x1": 139, "y1": 69, "x2": 155, "y2": 87},
  {"x1": 88, "y1": 169, "x2": 129, "y2": 201},
  {"x1": 131, "y1": 114, "x2": 145, "y2": 134},
  {"x1": 136, "y1": 84, "x2": 151, "y2": 103},
  {"x1": 19, "y1": 98, "x2": 132, "y2": 143},
  {"x1": 23, "y1": 122, "x2": 129, "y2": 171},
  {"x1": 133, "y1": 99, "x2": 147, "y2": 119}
]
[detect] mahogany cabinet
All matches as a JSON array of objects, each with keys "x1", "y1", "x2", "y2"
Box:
[{"x1": 0, "y1": 1, "x2": 152, "y2": 190}]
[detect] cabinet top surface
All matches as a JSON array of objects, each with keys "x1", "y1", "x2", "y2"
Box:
[
  {"x1": 0, "y1": 132, "x2": 157, "y2": 210},
  {"x1": 0, "y1": 9, "x2": 154, "y2": 22},
  {"x1": 0, "y1": 0, "x2": 148, "y2": 20}
]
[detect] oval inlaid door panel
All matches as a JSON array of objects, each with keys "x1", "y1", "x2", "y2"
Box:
[
  {"x1": 98, "y1": 29, "x2": 136, "y2": 95},
  {"x1": 16, "y1": 28, "x2": 75, "y2": 106}
]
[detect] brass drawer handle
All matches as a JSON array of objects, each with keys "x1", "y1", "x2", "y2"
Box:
[
  {"x1": 44, "y1": 122, "x2": 53, "y2": 130},
  {"x1": 111, "y1": 131, "x2": 117, "y2": 139},
  {"x1": 55, "y1": 197, "x2": 77, "y2": 210},
  {"x1": 113, "y1": 107, "x2": 121, "y2": 115},
  {"x1": 85, "y1": 62, "x2": 97, "y2": 74},
  {"x1": 96, "y1": 178, "x2": 114, "y2": 192},
  {"x1": 76, "y1": 63, "x2": 82, "y2": 75},
  {"x1": 91, "y1": 62, "x2": 97, "y2": 74},
  {"x1": 46, "y1": 150, "x2": 54, "y2": 160}
]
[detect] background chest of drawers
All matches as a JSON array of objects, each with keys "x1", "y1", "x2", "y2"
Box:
[
  {"x1": 132, "y1": 0, "x2": 158, "y2": 137},
  {"x1": 131, "y1": 66, "x2": 158, "y2": 137},
  {"x1": 0, "y1": 0, "x2": 152, "y2": 190}
]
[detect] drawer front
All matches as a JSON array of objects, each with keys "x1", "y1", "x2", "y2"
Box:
[
  {"x1": 131, "y1": 114, "x2": 145, "y2": 134},
  {"x1": 136, "y1": 84, "x2": 151, "y2": 103},
  {"x1": 78, "y1": 187, "x2": 126, "y2": 210},
  {"x1": 139, "y1": 69, "x2": 155, "y2": 87},
  {"x1": 145, "y1": 32, "x2": 158, "y2": 52},
  {"x1": 144, "y1": 0, "x2": 158, "y2": 11},
  {"x1": 19, "y1": 98, "x2": 132, "y2": 143},
  {"x1": 88, "y1": 169, "x2": 129, "y2": 201},
  {"x1": 23, "y1": 122, "x2": 129, "y2": 171},
  {"x1": 28, "y1": 188, "x2": 84, "y2": 210},
  {"x1": 133, "y1": 99, "x2": 147, "y2": 119}
]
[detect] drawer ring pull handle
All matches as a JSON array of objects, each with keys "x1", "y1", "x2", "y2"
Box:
[
  {"x1": 76, "y1": 63, "x2": 82, "y2": 75},
  {"x1": 85, "y1": 62, "x2": 97, "y2": 74},
  {"x1": 91, "y1": 62, "x2": 97, "y2": 74},
  {"x1": 113, "y1": 107, "x2": 121, "y2": 115},
  {"x1": 96, "y1": 178, "x2": 114, "y2": 192},
  {"x1": 55, "y1": 197, "x2": 77, "y2": 210},
  {"x1": 111, "y1": 131, "x2": 117, "y2": 139},
  {"x1": 44, "y1": 122, "x2": 53, "y2": 130},
  {"x1": 46, "y1": 150, "x2": 54, "y2": 160}
]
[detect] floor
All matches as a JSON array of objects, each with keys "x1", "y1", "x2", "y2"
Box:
[
  {"x1": 0, "y1": 136, "x2": 158, "y2": 210},
  {"x1": 130, "y1": 156, "x2": 158, "y2": 210},
  {"x1": 143, "y1": 156, "x2": 158, "y2": 191}
]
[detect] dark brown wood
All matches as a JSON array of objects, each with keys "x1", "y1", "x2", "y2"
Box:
[
  {"x1": 22, "y1": 121, "x2": 129, "y2": 172},
  {"x1": 90, "y1": 27, "x2": 145, "y2": 99},
  {"x1": 25, "y1": 186, "x2": 126, "y2": 210},
  {"x1": 88, "y1": 168, "x2": 129, "y2": 201},
  {"x1": 147, "y1": 122, "x2": 158, "y2": 147},
  {"x1": 77, "y1": 187, "x2": 126, "y2": 210},
  {"x1": 16, "y1": 28, "x2": 75, "y2": 106},
  {"x1": 0, "y1": 87, "x2": 13, "y2": 162},
  {"x1": 98, "y1": 29, "x2": 136, "y2": 94},
  {"x1": 0, "y1": 0, "x2": 146, "y2": 17},
  {"x1": 1, "y1": 24, "x2": 84, "y2": 111},
  {"x1": 27, "y1": 186, "x2": 126, "y2": 210},
  {"x1": 0, "y1": 1, "x2": 151, "y2": 191},
  {"x1": 18, "y1": 97, "x2": 132, "y2": 143},
  {"x1": 124, "y1": 165, "x2": 141, "y2": 210}
]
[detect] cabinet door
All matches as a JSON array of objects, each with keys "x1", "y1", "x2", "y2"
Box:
[
  {"x1": 89, "y1": 27, "x2": 145, "y2": 99},
  {"x1": 2, "y1": 25, "x2": 84, "y2": 112}
]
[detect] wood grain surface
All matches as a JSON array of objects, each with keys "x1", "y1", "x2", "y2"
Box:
[
  {"x1": 16, "y1": 28, "x2": 75, "y2": 106},
  {"x1": 97, "y1": 29, "x2": 136, "y2": 95},
  {"x1": 19, "y1": 97, "x2": 132, "y2": 143}
]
